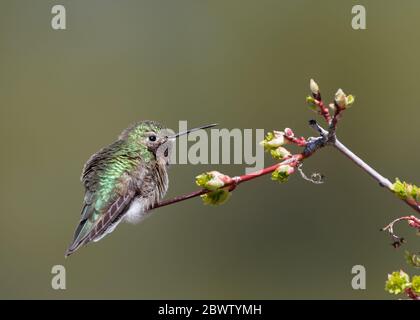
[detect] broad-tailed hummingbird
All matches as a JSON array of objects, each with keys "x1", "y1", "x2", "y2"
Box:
[{"x1": 65, "y1": 121, "x2": 216, "y2": 257}]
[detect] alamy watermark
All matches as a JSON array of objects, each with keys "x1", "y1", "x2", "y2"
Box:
[
  {"x1": 51, "y1": 265, "x2": 66, "y2": 290},
  {"x1": 351, "y1": 265, "x2": 366, "y2": 290},
  {"x1": 164, "y1": 121, "x2": 265, "y2": 174}
]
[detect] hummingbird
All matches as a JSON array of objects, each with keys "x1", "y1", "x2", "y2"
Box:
[{"x1": 65, "y1": 120, "x2": 216, "y2": 257}]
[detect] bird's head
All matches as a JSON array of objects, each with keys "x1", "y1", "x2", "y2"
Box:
[{"x1": 119, "y1": 120, "x2": 217, "y2": 164}]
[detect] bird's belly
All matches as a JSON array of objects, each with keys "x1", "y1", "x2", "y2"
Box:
[
  {"x1": 93, "y1": 195, "x2": 153, "y2": 242},
  {"x1": 123, "y1": 196, "x2": 155, "y2": 224},
  {"x1": 124, "y1": 165, "x2": 168, "y2": 224}
]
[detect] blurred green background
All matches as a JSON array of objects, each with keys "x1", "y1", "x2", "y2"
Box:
[{"x1": 1, "y1": 0, "x2": 419, "y2": 299}]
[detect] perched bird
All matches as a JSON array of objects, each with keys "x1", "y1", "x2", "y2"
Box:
[{"x1": 65, "y1": 121, "x2": 216, "y2": 257}]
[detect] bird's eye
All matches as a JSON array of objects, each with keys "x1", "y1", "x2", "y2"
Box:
[{"x1": 149, "y1": 135, "x2": 157, "y2": 142}]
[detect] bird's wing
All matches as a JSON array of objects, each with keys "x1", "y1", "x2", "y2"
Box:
[
  {"x1": 81, "y1": 139, "x2": 125, "y2": 191},
  {"x1": 65, "y1": 189, "x2": 135, "y2": 257},
  {"x1": 65, "y1": 141, "x2": 139, "y2": 257}
]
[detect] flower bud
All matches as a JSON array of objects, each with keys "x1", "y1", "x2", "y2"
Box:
[
  {"x1": 201, "y1": 188, "x2": 231, "y2": 205},
  {"x1": 196, "y1": 171, "x2": 231, "y2": 190},
  {"x1": 260, "y1": 131, "x2": 286, "y2": 150},
  {"x1": 270, "y1": 147, "x2": 291, "y2": 160},
  {"x1": 346, "y1": 94, "x2": 355, "y2": 107},
  {"x1": 391, "y1": 179, "x2": 420, "y2": 205},
  {"x1": 334, "y1": 89, "x2": 355, "y2": 109},
  {"x1": 310, "y1": 79, "x2": 320, "y2": 95},
  {"x1": 306, "y1": 96, "x2": 318, "y2": 112},
  {"x1": 271, "y1": 164, "x2": 295, "y2": 183},
  {"x1": 407, "y1": 216, "x2": 420, "y2": 229},
  {"x1": 284, "y1": 128, "x2": 294, "y2": 138},
  {"x1": 335, "y1": 89, "x2": 347, "y2": 108},
  {"x1": 385, "y1": 270, "x2": 410, "y2": 295},
  {"x1": 412, "y1": 275, "x2": 420, "y2": 293}
]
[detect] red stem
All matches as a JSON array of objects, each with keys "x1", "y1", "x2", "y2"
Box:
[
  {"x1": 152, "y1": 189, "x2": 208, "y2": 209},
  {"x1": 405, "y1": 287, "x2": 420, "y2": 300},
  {"x1": 150, "y1": 154, "x2": 305, "y2": 211},
  {"x1": 315, "y1": 100, "x2": 332, "y2": 124}
]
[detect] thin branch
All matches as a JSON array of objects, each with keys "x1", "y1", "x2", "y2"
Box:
[
  {"x1": 150, "y1": 154, "x2": 310, "y2": 211},
  {"x1": 309, "y1": 121, "x2": 420, "y2": 214},
  {"x1": 328, "y1": 107, "x2": 344, "y2": 139},
  {"x1": 333, "y1": 138, "x2": 420, "y2": 214},
  {"x1": 151, "y1": 189, "x2": 208, "y2": 210},
  {"x1": 314, "y1": 98, "x2": 332, "y2": 124},
  {"x1": 333, "y1": 139, "x2": 392, "y2": 189}
]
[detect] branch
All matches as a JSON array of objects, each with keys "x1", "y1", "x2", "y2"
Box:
[
  {"x1": 151, "y1": 155, "x2": 308, "y2": 211},
  {"x1": 333, "y1": 139, "x2": 392, "y2": 188},
  {"x1": 152, "y1": 79, "x2": 419, "y2": 250},
  {"x1": 151, "y1": 189, "x2": 208, "y2": 210}
]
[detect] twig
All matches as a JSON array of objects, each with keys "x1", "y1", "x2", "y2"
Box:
[
  {"x1": 307, "y1": 120, "x2": 420, "y2": 215},
  {"x1": 314, "y1": 98, "x2": 331, "y2": 124},
  {"x1": 405, "y1": 287, "x2": 420, "y2": 300},
  {"x1": 150, "y1": 154, "x2": 307, "y2": 211},
  {"x1": 333, "y1": 139, "x2": 393, "y2": 188},
  {"x1": 152, "y1": 189, "x2": 208, "y2": 209}
]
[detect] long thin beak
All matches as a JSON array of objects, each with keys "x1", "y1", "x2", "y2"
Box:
[{"x1": 167, "y1": 123, "x2": 218, "y2": 139}]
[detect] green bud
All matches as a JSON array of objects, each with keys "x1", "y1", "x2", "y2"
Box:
[
  {"x1": 270, "y1": 147, "x2": 291, "y2": 160},
  {"x1": 260, "y1": 131, "x2": 286, "y2": 150},
  {"x1": 310, "y1": 79, "x2": 320, "y2": 95},
  {"x1": 411, "y1": 275, "x2": 420, "y2": 293},
  {"x1": 392, "y1": 178, "x2": 408, "y2": 199},
  {"x1": 346, "y1": 94, "x2": 355, "y2": 107},
  {"x1": 391, "y1": 178, "x2": 420, "y2": 205},
  {"x1": 385, "y1": 270, "x2": 410, "y2": 295},
  {"x1": 271, "y1": 164, "x2": 295, "y2": 183},
  {"x1": 201, "y1": 188, "x2": 231, "y2": 205},
  {"x1": 334, "y1": 89, "x2": 355, "y2": 109},
  {"x1": 306, "y1": 96, "x2": 318, "y2": 111},
  {"x1": 335, "y1": 89, "x2": 347, "y2": 108},
  {"x1": 196, "y1": 171, "x2": 231, "y2": 190}
]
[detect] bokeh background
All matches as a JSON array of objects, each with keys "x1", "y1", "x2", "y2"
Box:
[{"x1": 1, "y1": 0, "x2": 419, "y2": 299}]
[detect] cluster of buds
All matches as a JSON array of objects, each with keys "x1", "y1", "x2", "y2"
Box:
[
  {"x1": 385, "y1": 270, "x2": 420, "y2": 298},
  {"x1": 392, "y1": 179, "x2": 420, "y2": 207},
  {"x1": 271, "y1": 164, "x2": 295, "y2": 183},
  {"x1": 306, "y1": 79, "x2": 355, "y2": 116},
  {"x1": 195, "y1": 171, "x2": 232, "y2": 205},
  {"x1": 260, "y1": 129, "x2": 297, "y2": 160}
]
